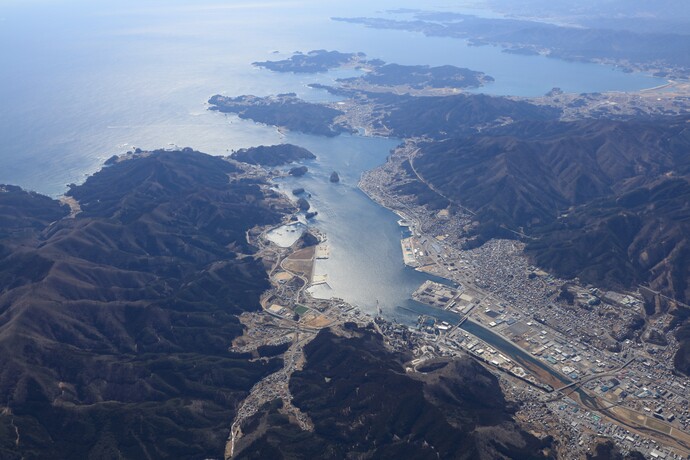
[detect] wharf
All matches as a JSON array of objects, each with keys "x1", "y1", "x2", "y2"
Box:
[
  {"x1": 401, "y1": 237, "x2": 419, "y2": 267},
  {"x1": 311, "y1": 274, "x2": 328, "y2": 286},
  {"x1": 315, "y1": 244, "x2": 330, "y2": 259}
]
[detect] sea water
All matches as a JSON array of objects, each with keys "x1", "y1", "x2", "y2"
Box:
[{"x1": 0, "y1": 0, "x2": 665, "y2": 320}]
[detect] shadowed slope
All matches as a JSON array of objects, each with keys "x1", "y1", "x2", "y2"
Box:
[
  {"x1": 236, "y1": 326, "x2": 552, "y2": 460},
  {"x1": 0, "y1": 149, "x2": 288, "y2": 459},
  {"x1": 412, "y1": 117, "x2": 690, "y2": 302}
]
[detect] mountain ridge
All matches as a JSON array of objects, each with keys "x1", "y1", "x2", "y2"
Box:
[{"x1": 0, "y1": 149, "x2": 290, "y2": 459}]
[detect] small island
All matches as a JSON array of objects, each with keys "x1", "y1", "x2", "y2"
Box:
[
  {"x1": 329, "y1": 171, "x2": 340, "y2": 183},
  {"x1": 253, "y1": 50, "x2": 494, "y2": 93},
  {"x1": 338, "y1": 63, "x2": 493, "y2": 90},
  {"x1": 253, "y1": 49, "x2": 366, "y2": 73},
  {"x1": 292, "y1": 187, "x2": 305, "y2": 195},
  {"x1": 297, "y1": 197, "x2": 310, "y2": 211},
  {"x1": 231, "y1": 144, "x2": 316, "y2": 167},
  {"x1": 289, "y1": 166, "x2": 308, "y2": 177},
  {"x1": 503, "y1": 47, "x2": 540, "y2": 56}
]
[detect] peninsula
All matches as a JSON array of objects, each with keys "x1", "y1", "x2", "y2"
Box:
[
  {"x1": 232, "y1": 144, "x2": 316, "y2": 166},
  {"x1": 208, "y1": 94, "x2": 352, "y2": 137}
]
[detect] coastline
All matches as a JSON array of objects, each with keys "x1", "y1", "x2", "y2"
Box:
[
  {"x1": 353, "y1": 142, "x2": 690, "y2": 456},
  {"x1": 639, "y1": 79, "x2": 674, "y2": 92}
]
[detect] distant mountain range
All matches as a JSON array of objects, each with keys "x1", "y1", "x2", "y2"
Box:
[
  {"x1": 480, "y1": 0, "x2": 690, "y2": 35},
  {"x1": 335, "y1": 13, "x2": 690, "y2": 75}
]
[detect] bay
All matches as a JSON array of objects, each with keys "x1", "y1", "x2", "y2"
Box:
[
  {"x1": 0, "y1": 0, "x2": 666, "y2": 321},
  {"x1": 0, "y1": 0, "x2": 664, "y2": 195}
]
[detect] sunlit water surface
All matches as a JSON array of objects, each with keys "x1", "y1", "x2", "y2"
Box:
[{"x1": 0, "y1": 0, "x2": 664, "y2": 320}]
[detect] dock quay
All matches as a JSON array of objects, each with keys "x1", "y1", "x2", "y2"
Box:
[
  {"x1": 311, "y1": 274, "x2": 328, "y2": 286},
  {"x1": 401, "y1": 237, "x2": 420, "y2": 267},
  {"x1": 315, "y1": 244, "x2": 330, "y2": 259}
]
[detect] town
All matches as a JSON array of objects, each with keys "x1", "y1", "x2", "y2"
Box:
[
  {"x1": 357, "y1": 140, "x2": 690, "y2": 459},
  {"x1": 224, "y1": 91, "x2": 690, "y2": 459}
]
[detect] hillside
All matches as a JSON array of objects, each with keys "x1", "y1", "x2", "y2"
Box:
[
  {"x1": 0, "y1": 185, "x2": 69, "y2": 240},
  {"x1": 0, "y1": 149, "x2": 288, "y2": 459},
  {"x1": 377, "y1": 93, "x2": 560, "y2": 138},
  {"x1": 412, "y1": 116, "x2": 690, "y2": 296},
  {"x1": 405, "y1": 115, "x2": 690, "y2": 371},
  {"x1": 526, "y1": 177, "x2": 690, "y2": 303},
  {"x1": 0, "y1": 149, "x2": 558, "y2": 458},
  {"x1": 235, "y1": 325, "x2": 552, "y2": 459},
  {"x1": 414, "y1": 117, "x2": 690, "y2": 230}
]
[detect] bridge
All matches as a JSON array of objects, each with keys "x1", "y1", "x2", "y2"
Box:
[{"x1": 552, "y1": 357, "x2": 635, "y2": 395}]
